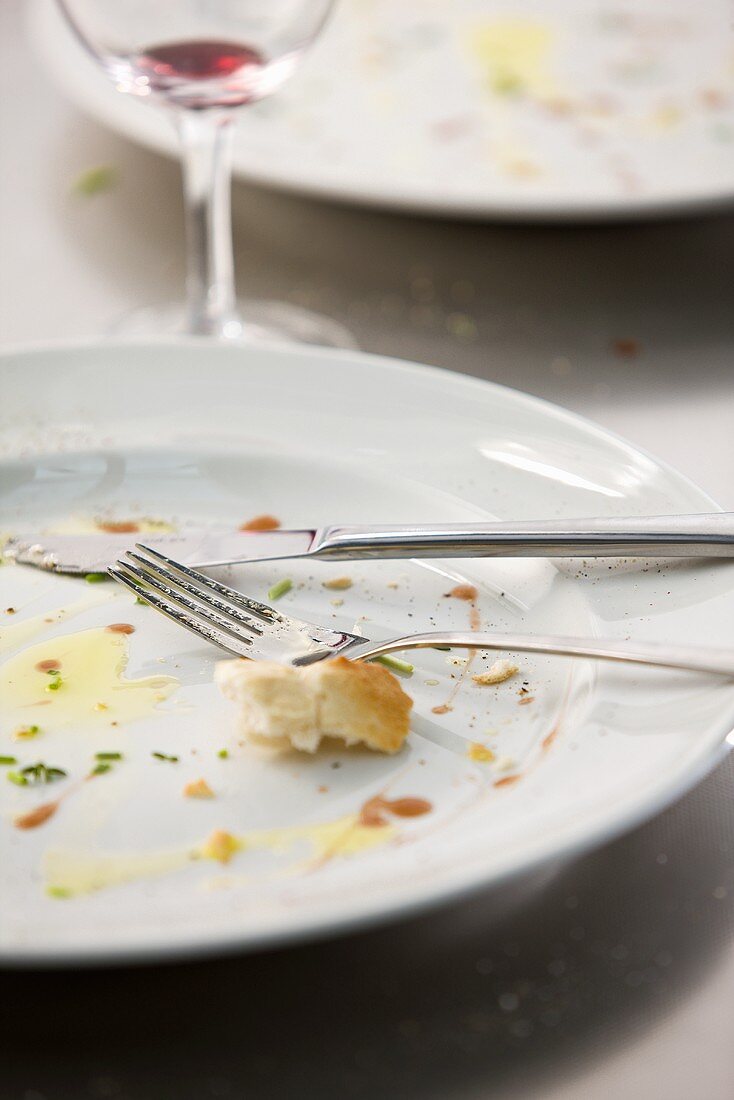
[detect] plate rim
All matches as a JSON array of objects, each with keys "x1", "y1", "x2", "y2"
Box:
[{"x1": 1, "y1": 334, "x2": 733, "y2": 968}]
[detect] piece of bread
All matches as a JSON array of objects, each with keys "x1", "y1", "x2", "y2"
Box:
[{"x1": 214, "y1": 656, "x2": 413, "y2": 754}]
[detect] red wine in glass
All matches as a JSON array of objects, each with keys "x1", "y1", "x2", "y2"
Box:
[{"x1": 133, "y1": 39, "x2": 268, "y2": 108}]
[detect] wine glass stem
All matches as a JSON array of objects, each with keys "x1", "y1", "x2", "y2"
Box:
[{"x1": 177, "y1": 111, "x2": 241, "y2": 339}]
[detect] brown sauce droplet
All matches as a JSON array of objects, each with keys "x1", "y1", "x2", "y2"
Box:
[
  {"x1": 446, "y1": 584, "x2": 478, "y2": 601},
  {"x1": 239, "y1": 514, "x2": 281, "y2": 532},
  {"x1": 431, "y1": 704, "x2": 453, "y2": 715},
  {"x1": 494, "y1": 775, "x2": 521, "y2": 789},
  {"x1": 106, "y1": 623, "x2": 135, "y2": 635},
  {"x1": 14, "y1": 800, "x2": 59, "y2": 830},
  {"x1": 542, "y1": 727, "x2": 559, "y2": 751},
  {"x1": 359, "y1": 794, "x2": 432, "y2": 827},
  {"x1": 96, "y1": 520, "x2": 140, "y2": 534},
  {"x1": 359, "y1": 796, "x2": 388, "y2": 827},
  {"x1": 385, "y1": 797, "x2": 432, "y2": 818},
  {"x1": 35, "y1": 658, "x2": 61, "y2": 672}
]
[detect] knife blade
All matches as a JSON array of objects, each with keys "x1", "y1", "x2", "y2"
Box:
[
  {"x1": 4, "y1": 512, "x2": 733, "y2": 575},
  {"x1": 3, "y1": 529, "x2": 317, "y2": 574}
]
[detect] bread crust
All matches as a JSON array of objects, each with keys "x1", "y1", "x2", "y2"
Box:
[{"x1": 215, "y1": 657, "x2": 412, "y2": 754}]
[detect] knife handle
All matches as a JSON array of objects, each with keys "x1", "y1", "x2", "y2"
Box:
[{"x1": 310, "y1": 513, "x2": 734, "y2": 560}]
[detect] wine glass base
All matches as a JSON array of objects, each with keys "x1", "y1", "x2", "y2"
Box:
[{"x1": 108, "y1": 299, "x2": 357, "y2": 349}]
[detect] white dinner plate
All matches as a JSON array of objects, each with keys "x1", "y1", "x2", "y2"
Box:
[
  {"x1": 31, "y1": 0, "x2": 734, "y2": 222},
  {"x1": 1, "y1": 338, "x2": 733, "y2": 966}
]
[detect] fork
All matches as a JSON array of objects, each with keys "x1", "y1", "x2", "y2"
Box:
[{"x1": 107, "y1": 544, "x2": 734, "y2": 678}]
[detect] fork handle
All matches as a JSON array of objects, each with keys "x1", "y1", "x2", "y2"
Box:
[
  {"x1": 311, "y1": 513, "x2": 734, "y2": 559},
  {"x1": 347, "y1": 633, "x2": 734, "y2": 677}
]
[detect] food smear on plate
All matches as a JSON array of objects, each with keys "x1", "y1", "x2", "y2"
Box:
[
  {"x1": 43, "y1": 811, "x2": 399, "y2": 898},
  {"x1": 358, "y1": 794, "x2": 432, "y2": 827},
  {"x1": 45, "y1": 515, "x2": 176, "y2": 536},
  {"x1": 215, "y1": 656, "x2": 412, "y2": 754},
  {"x1": 0, "y1": 592, "x2": 112, "y2": 656},
  {"x1": 467, "y1": 19, "x2": 558, "y2": 101},
  {"x1": 432, "y1": 582, "x2": 482, "y2": 713},
  {"x1": 0, "y1": 626, "x2": 178, "y2": 731}
]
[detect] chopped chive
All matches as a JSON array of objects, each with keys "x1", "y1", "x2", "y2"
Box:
[
  {"x1": 92, "y1": 762, "x2": 112, "y2": 776},
  {"x1": 85, "y1": 572, "x2": 109, "y2": 583},
  {"x1": 217, "y1": 749, "x2": 229, "y2": 759},
  {"x1": 15, "y1": 724, "x2": 40, "y2": 740},
  {"x1": 371, "y1": 654, "x2": 414, "y2": 676},
  {"x1": 0, "y1": 755, "x2": 18, "y2": 766},
  {"x1": 95, "y1": 751, "x2": 123, "y2": 761},
  {"x1": 46, "y1": 886, "x2": 71, "y2": 899},
  {"x1": 267, "y1": 578, "x2": 293, "y2": 601},
  {"x1": 134, "y1": 596, "x2": 148, "y2": 605},
  {"x1": 7, "y1": 771, "x2": 28, "y2": 786},
  {"x1": 72, "y1": 165, "x2": 118, "y2": 196},
  {"x1": 19, "y1": 762, "x2": 67, "y2": 785},
  {"x1": 152, "y1": 751, "x2": 179, "y2": 763},
  {"x1": 45, "y1": 670, "x2": 63, "y2": 693}
]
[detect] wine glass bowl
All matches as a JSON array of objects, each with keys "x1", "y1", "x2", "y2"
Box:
[
  {"x1": 62, "y1": 0, "x2": 331, "y2": 109},
  {"x1": 56, "y1": 0, "x2": 353, "y2": 346}
]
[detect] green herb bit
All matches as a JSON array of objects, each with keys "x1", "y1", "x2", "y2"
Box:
[
  {"x1": 20, "y1": 762, "x2": 67, "y2": 785},
  {"x1": 72, "y1": 165, "x2": 119, "y2": 197},
  {"x1": 267, "y1": 578, "x2": 293, "y2": 601},
  {"x1": 0, "y1": 755, "x2": 18, "y2": 766},
  {"x1": 46, "y1": 886, "x2": 71, "y2": 900},
  {"x1": 217, "y1": 749, "x2": 229, "y2": 759},
  {"x1": 152, "y1": 751, "x2": 179, "y2": 763},
  {"x1": 134, "y1": 596, "x2": 148, "y2": 605},
  {"x1": 371, "y1": 654, "x2": 414, "y2": 676},
  {"x1": 45, "y1": 669, "x2": 63, "y2": 693},
  {"x1": 95, "y1": 751, "x2": 123, "y2": 761},
  {"x1": 92, "y1": 762, "x2": 112, "y2": 776},
  {"x1": 15, "y1": 724, "x2": 40, "y2": 740},
  {"x1": 7, "y1": 771, "x2": 28, "y2": 786},
  {"x1": 85, "y1": 572, "x2": 109, "y2": 584},
  {"x1": 491, "y1": 70, "x2": 523, "y2": 96}
]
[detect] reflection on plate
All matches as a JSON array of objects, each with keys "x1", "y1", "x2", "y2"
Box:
[
  {"x1": 32, "y1": 0, "x2": 734, "y2": 219},
  {"x1": 1, "y1": 338, "x2": 733, "y2": 965}
]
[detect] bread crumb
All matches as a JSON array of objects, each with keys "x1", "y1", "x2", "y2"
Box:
[
  {"x1": 215, "y1": 657, "x2": 413, "y2": 755},
  {"x1": 322, "y1": 576, "x2": 353, "y2": 590},
  {"x1": 468, "y1": 742, "x2": 495, "y2": 763},
  {"x1": 494, "y1": 755, "x2": 516, "y2": 772},
  {"x1": 330, "y1": 598, "x2": 344, "y2": 607},
  {"x1": 184, "y1": 778, "x2": 215, "y2": 799},
  {"x1": 472, "y1": 659, "x2": 519, "y2": 686},
  {"x1": 202, "y1": 830, "x2": 239, "y2": 863}
]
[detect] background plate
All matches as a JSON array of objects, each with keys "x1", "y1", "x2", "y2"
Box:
[{"x1": 31, "y1": 0, "x2": 734, "y2": 222}]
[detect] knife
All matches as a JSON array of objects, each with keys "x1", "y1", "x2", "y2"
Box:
[{"x1": 4, "y1": 512, "x2": 734, "y2": 575}]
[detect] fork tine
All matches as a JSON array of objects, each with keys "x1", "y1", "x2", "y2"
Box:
[
  {"x1": 134, "y1": 543, "x2": 281, "y2": 624},
  {"x1": 116, "y1": 559, "x2": 262, "y2": 647},
  {"x1": 125, "y1": 550, "x2": 264, "y2": 636},
  {"x1": 108, "y1": 567, "x2": 252, "y2": 658}
]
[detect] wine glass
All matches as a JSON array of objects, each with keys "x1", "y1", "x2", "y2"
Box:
[{"x1": 56, "y1": 0, "x2": 353, "y2": 346}]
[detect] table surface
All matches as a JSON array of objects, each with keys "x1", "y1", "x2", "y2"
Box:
[{"x1": 1, "y1": 2, "x2": 733, "y2": 1098}]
